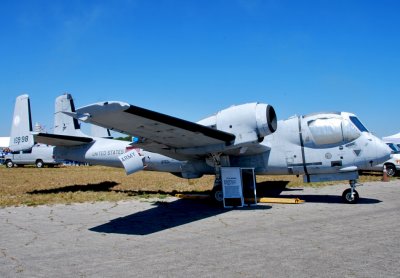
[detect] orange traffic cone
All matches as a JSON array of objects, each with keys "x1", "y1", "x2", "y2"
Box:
[{"x1": 382, "y1": 165, "x2": 390, "y2": 182}]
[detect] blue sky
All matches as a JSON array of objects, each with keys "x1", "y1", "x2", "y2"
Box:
[{"x1": 1, "y1": 0, "x2": 399, "y2": 137}]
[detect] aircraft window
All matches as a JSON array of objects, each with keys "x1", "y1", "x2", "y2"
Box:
[
  {"x1": 387, "y1": 143, "x2": 400, "y2": 154},
  {"x1": 349, "y1": 116, "x2": 369, "y2": 132}
]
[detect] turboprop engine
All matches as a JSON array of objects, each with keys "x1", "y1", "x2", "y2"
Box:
[{"x1": 198, "y1": 103, "x2": 277, "y2": 145}]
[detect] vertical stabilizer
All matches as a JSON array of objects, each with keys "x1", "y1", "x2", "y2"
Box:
[
  {"x1": 91, "y1": 124, "x2": 112, "y2": 138},
  {"x1": 54, "y1": 93, "x2": 86, "y2": 136},
  {"x1": 55, "y1": 93, "x2": 111, "y2": 138},
  {"x1": 9, "y1": 94, "x2": 35, "y2": 151}
]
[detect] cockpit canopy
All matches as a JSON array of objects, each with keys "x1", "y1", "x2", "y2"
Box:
[{"x1": 305, "y1": 114, "x2": 368, "y2": 147}]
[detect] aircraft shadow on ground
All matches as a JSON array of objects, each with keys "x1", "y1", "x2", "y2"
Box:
[
  {"x1": 255, "y1": 181, "x2": 381, "y2": 204},
  {"x1": 256, "y1": 181, "x2": 300, "y2": 196},
  {"x1": 27, "y1": 181, "x2": 216, "y2": 197},
  {"x1": 89, "y1": 199, "x2": 271, "y2": 235},
  {"x1": 280, "y1": 194, "x2": 381, "y2": 204},
  {"x1": 28, "y1": 180, "x2": 380, "y2": 235},
  {"x1": 88, "y1": 181, "x2": 290, "y2": 236},
  {"x1": 27, "y1": 180, "x2": 381, "y2": 205},
  {"x1": 27, "y1": 180, "x2": 294, "y2": 197},
  {"x1": 28, "y1": 181, "x2": 119, "y2": 194}
]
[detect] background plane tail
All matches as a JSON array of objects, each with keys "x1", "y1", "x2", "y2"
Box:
[
  {"x1": 54, "y1": 93, "x2": 86, "y2": 136},
  {"x1": 91, "y1": 124, "x2": 112, "y2": 138},
  {"x1": 54, "y1": 93, "x2": 112, "y2": 138},
  {"x1": 9, "y1": 94, "x2": 35, "y2": 151}
]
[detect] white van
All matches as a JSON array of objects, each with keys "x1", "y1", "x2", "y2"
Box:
[{"x1": 4, "y1": 144, "x2": 62, "y2": 168}]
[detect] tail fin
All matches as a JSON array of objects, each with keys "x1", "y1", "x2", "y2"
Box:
[
  {"x1": 9, "y1": 94, "x2": 35, "y2": 151},
  {"x1": 54, "y1": 93, "x2": 111, "y2": 138},
  {"x1": 91, "y1": 124, "x2": 112, "y2": 138},
  {"x1": 54, "y1": 93, "x2": 86, "y2": 136}
]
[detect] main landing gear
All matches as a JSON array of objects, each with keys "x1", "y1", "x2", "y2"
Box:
[
  {"x1": 209, "y1": 153, "x2": 226, "y2": 204},
  {"x1": 211, "y1": 182, "x2": 223, "y2": 203},
  {"x1": 342, "y1": 179, "x2": 360, "y2": 204}
]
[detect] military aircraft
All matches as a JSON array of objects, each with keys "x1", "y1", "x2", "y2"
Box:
[{"x1": 9, "y1": 94, "x2": 391, "y2": 204}]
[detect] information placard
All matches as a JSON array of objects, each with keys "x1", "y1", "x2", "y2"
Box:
[{"x1": 221, "y1": 167, "x2": 244, "y2": 207}]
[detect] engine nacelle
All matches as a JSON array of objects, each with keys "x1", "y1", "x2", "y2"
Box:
[{"x1": 199, "y1": 103, "x2": 277, "y2": 145}]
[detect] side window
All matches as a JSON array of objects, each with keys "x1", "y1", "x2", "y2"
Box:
[{"x1": 22, "y1": 149, "x2": 32, "y2": 154}]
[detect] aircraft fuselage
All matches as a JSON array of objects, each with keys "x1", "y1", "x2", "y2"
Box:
[{"x1": 53, "y1": 112, "x2": 390, "y2": 183}]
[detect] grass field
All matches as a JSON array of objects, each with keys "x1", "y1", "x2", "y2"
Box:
[{"x1": 0, "y1": 165, "x2": 391, "y2": 207}]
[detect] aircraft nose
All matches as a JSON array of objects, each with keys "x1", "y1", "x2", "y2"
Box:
[{"x1": 374, "y1": 138, "x2": 391, "y2": 164}]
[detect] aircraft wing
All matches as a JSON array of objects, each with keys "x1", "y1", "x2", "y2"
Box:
[
  {"x1": 66, "y1": 101, "x2": 235, "y2": 158},
  {"x1": 34, "y1": 133, "x2": 93, "y2": 147}
]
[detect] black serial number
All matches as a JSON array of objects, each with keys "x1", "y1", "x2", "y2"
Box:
[{"x1": 13, "y1": 136, "x2": 29, "y2": 144}]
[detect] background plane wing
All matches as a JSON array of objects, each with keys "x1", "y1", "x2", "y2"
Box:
[
  {"x1": 34, "y1": 133, "x2": 93, "y2": 147},
  {"x1": 68, "y1": 101, "x2": 235, "y2": 158}
]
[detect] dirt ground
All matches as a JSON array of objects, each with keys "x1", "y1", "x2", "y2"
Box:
[{"x1": 0, "y1": 165, "x2": 387, "y2": 207}]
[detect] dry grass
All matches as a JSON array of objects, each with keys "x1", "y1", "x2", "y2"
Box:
[{"x1": 0, "y1": 165, "x2": 389, "y2": 207}]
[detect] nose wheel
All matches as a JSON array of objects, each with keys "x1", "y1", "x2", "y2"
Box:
[{"x1": 342, "y1": 180, "x2": 360, "y2": 204}]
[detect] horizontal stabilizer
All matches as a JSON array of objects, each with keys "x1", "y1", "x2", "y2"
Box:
[{"x1": 34, "y1": 133, "x2": 93, "y2": 147}]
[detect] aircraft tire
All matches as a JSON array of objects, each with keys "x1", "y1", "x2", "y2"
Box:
[
  {"x1": 6, "y1": 160, "x2": 14, "y2": 168},
  {"x1": 385, "y1": 164, "x2": 396, "y2": 177},
  {"x1": 342, "y1": 188, "x2": 359, "y2": 204},
  {"x1": 211, "y1": 185, "x2": 223, "y2": 203},
  {"x1": 36, "y1": 160, "x2": 44, "y2": 168}
]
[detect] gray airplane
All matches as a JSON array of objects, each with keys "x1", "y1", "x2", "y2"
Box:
[{"x1": 9, "y1": 94, "x2": 391, "y2": 204}]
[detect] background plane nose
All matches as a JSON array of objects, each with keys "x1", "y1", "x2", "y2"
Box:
[{"x1": 375, "y1": 138, "x2": 392, "y2": 163}]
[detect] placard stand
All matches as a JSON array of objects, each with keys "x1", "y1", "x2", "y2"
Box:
[{"x1": 241, "y1": 168, "x2": 257, "y2": 206}]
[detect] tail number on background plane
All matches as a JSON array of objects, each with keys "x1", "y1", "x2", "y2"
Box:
[{"x1": 13, "y1": 136, "x2": 29, "y2": 145}]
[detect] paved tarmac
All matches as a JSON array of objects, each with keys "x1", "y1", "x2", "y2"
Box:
[{"x1": 1, "y1": 180, "x2": 400, "y2": 278}]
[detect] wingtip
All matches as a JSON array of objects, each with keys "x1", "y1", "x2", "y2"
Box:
[{"x1": 63, "y1": 111, "x2": 91, "y2": 122}]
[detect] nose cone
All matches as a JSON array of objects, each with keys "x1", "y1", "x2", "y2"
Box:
[{"x1": 373, "y1": 137, "x2": 392, "y2": 165}]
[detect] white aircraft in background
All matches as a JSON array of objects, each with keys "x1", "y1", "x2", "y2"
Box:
[{"x1": 9, "y1": 94, "x2": 391, "y2": 204}]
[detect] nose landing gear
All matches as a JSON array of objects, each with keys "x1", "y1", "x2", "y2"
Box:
[{"x1": 342, "y1": 179, "x2": 360, "y2": 204}]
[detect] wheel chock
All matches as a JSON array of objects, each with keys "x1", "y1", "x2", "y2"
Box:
[
  {"x1": 257, "y1": 197, "x2": 305, "y2": 204},
  {"x1": 175, "y1": 194, "x2": 210, "y2": 200},
  {"x1": 175, "y1": 194, "x2": 304, "y2": 204}
]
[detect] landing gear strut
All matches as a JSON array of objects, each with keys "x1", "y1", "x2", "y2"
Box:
[
  {"x1": 209, "y1": 153, "x2": 227, "y2": 204},
  {"x1": 342, "y1": 179, "x2": 360, "y2": 204}
]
